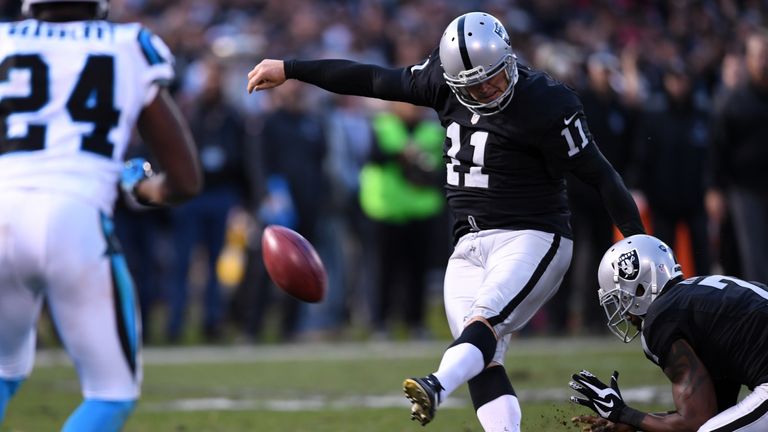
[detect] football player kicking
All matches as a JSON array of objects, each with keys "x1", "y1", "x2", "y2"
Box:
[
  {"x1": 569, "y1": 234, "x2": 768, "y2": 432},
  {"x1": 0, "y1": 1, "x2": 201, "y2": 431},
  {"x1": 248, "y1": 11, "x2": 644, "y2": 432}
]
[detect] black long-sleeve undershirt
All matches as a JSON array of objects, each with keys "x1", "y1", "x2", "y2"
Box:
[
  {"x1": 572, "y1": 149, "x2": 646, "y2": 237},
  {"x1": 285, "y1": 59, "x2": 413, "y2": 102}
]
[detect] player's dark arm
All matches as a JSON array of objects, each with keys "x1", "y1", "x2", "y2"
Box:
[
  {"x1": 136, "y1": 88, "x2": 202, "y2": 205},
  {"x1": 285, "y1": 59, "x2": 420, "y2": 104},
  {"x1": 631, "y1": 339, "x2": 718, "y2": 431},
  {"x1": 570, "y1": 149, "x2": 645, "y2": 237}
]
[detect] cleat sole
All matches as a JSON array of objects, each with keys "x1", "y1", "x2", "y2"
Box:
[{"x1": 403, "y1": 378, "x2": 433, "y2": 426}]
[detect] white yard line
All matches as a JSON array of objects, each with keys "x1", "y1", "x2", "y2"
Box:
[
  {"x1": 33, "y1": 338, "x2": 668, "y2": 412},
  {"x1": 35, "y1": 336, "x2": 637, "y2": 366},
  {"x1": 143, "y1": 386, "x2": 672, "y2": 413}
]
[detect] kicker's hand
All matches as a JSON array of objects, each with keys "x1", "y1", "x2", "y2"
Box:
[
  {"x1": 247, "y1": 59, "x2": 286, "y2": 93},
  {"x1": 569, "y1": 370, "x2": 627, "y2": 423}
]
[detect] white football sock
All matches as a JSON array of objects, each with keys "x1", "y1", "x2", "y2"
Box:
[
  {"x1": 476, "y1": 394, "x2": 522, "y2": 432},
  {"x1": 432, "y1": 343, "x2": 485, "y2": 401}
]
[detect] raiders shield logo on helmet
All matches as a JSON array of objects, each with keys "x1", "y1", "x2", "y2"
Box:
[
  {"x1": 493, "y1": 21, "x2": 510, "y2": 45},
  {"x1": 616, "y1": 249, "x2": 640, "y2": 281}
]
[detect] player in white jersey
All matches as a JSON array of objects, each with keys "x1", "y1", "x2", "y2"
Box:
[{"x1": 0, "y1": 1, "x2": 202, "y2": 430}]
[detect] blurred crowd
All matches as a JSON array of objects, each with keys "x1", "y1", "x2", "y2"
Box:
[{"x1": 3, "y1": 0, "x2": 767, "y2": 343}]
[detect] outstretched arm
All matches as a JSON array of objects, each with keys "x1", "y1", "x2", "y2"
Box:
[
  {"x1": 570, "y1": 149, "x2": 645, "y2": 237},
  {"x1": 248, "y1": 58, "x2": 418, "y2": 103}
]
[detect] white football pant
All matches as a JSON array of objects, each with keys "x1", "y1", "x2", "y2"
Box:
[
  {"x1": 0, "y1": 190, "x2": 141, "y2": 400},
  {"x1": 443, "y1": 229, "x2": 572, "y2": 364},
  {"x1": 698, "y1": 384, "x2": 768, "y2": 432}
]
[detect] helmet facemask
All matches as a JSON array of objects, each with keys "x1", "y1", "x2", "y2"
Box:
[
  {"x1": 444, "y1": 53, "x2": 518, "y2": 116},
  {"x1": 599, "y1": 281, "x2": 651, "y2": 343}
]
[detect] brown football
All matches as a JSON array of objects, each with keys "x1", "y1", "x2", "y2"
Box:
[{"x1": 261, "y1": 225, "x2": 327, "y2": 303}]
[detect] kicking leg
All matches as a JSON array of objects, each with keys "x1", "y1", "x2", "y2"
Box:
[
  {"x1": 432, "y1": 319, "x2": 497, "y2": 398},
  {"x1": 404, "y1": 230, "x2": 571, "y2": 427},
  {"x1": 403, "y1": 318, "x2": 497, "y2": 426}
]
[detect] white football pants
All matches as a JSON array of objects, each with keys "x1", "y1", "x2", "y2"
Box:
[
  {"x1": 443, "y1": 229, "x2": 573, "y2": 364},
  {"x1": 0, "y1": 189, "x2": 141, "y2": 400},
  {"x1": 698, "y1": 384, "x2": 768, "y2": 432}
]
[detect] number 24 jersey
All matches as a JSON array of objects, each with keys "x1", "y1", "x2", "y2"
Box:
[{"x1": 0, "y1": 19, "x2": 173, "y2": 211}]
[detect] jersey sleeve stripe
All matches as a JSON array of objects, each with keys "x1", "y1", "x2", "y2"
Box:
[{"x1": 137, "y1": 28, "x2": 164, "y2": 66}]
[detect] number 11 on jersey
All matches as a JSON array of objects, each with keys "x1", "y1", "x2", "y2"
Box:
[
  {"x1": 560, "y1": 117, "x2": 589, "y2": 157},
  {"x1": 446, "y1": 122, "x2": 489, "y2": 188}
]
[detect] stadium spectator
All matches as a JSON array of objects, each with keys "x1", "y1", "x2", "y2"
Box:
[
  {"x1": 707, "y1": 29, "x2": 768, "y2": 284},
  {"x1": 361, "y1": 101, "x2": 446, "y2": 340},
  {"x1": 633, "y1": 59, "x2": 712, "y2": 276},
  {"x1": 244, "y1": 80, "x2": 331, "y2": 342},
  {"x1": 0, "y1": 1, "x2": 201, "y2": 430},
  {"x1": 246, "y1": 11, "x2": 644, "y2": 432},
  {"x1": 707, "y1": 51, "x2": 745, "y2": 277},
  {"x1": 166, "y1": 55, "x2": 250, "y2": 343},
  {"x1": 296, "y1": 94, "x2": 376, "y2": 340},
  {"x1": 570, "y1": 234, "x2": 768, "y2": 432}
]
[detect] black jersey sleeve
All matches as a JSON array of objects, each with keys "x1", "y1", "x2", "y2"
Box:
[
  {"x1": 284, "y1": 49, "x2": 444, "y2": 108},
  {"x1": 570, "y1": 146, "x2": 645, "y2": 237},
  {"x1": 535, "y1": 90, "x2": 644, "y2": 237},
  {"x1": 642, "y1": 314, "x2": 684, "y2": 370}
]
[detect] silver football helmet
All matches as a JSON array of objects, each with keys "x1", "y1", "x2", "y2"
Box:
[
  {"x1": 22, "y1": 0, "x2": 109, "y2": 18},
  {"x1": 597, "y1": 235, "x2": 683, "y2": 343},
  {"x1": 439, "y1": 12, "x2": 518, "y2": 116}
]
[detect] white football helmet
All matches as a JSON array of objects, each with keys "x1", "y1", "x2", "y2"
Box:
[
  {"x1": 22, "y1": 0, "x2": 109, "y2": 18},
  {"x1": 597, "y1": 235, "x2": 683, "y2": 343},
  {"x1": 439, "y1": 12, "x2": 518, "y2": 116}
]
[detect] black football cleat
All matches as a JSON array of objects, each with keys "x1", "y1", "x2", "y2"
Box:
[{"x1": 403, "y1": 374, "x2": 443, "y2": 426}]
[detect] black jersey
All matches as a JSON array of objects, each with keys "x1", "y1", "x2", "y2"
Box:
[
  {"x1": 285, "y1": 49, "x2": 643, "y2": 242},
  {"x1": 642, "y1": 275, "x2": 768, "y2": 389}
]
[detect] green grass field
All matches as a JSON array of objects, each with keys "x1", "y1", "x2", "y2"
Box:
[{"x1": 1, "y1": 337, "x2": 673, "y2": 432}]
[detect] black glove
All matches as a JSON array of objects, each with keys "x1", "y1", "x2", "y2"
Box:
[{"x1": 569, "y1": 370, "x2": 627, "y2": 423}]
